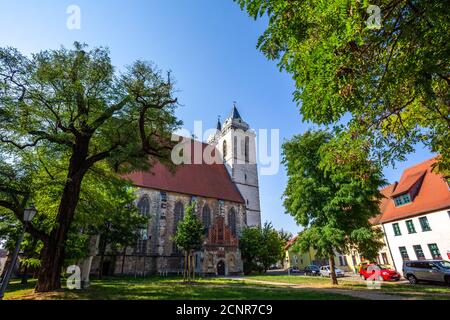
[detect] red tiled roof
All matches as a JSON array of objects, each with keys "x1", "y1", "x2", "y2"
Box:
[
  {"x1": 285, "y1": 235, "x2": 299, "y2": 250},
  {"x1": 379, "y1": 157, "x2": 450, "y2": 223},
  {"x1": 123, "y1": 138, "x2": 245, "y2": 204},
  {"x1": 391, "y1": 170, "x2": 426, "y2": 196}
]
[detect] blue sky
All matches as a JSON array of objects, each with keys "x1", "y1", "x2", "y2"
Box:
[{"x1": 0, "y1": 0, "x2": 434, "y2": 235}]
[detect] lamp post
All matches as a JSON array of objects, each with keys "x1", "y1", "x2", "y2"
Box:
[{"x1": 0, "y1": 204, "x2": 37, "y2": 299}]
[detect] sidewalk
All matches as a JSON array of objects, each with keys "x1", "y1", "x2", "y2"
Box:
[{"x1": 227, "y1": 277, "x2": 417, "y2": 300}]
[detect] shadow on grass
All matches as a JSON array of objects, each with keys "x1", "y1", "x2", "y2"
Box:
[{"x1": 4, "y1": 275, "x2": 356, "y2": 300}]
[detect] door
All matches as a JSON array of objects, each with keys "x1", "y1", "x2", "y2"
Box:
[
  {"x1": 217, "y1": 261, "x2": 225, "y2": 276},
  {"x1": 102, "y1": 260, "x2": 111, "y2": 276},
  {"x1": 428, "y1": 263, "x2": 444, "y2": 282},
  {"x1": 415, "y1": 262, "x2": 434, "y2": 281}
]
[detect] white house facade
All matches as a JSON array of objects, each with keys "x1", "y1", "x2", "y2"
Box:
[{"x1": 380, "y1": 158, "x2": 450, "y2": 271}]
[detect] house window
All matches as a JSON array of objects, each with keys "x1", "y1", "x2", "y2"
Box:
[
  {"x1": 428, "y1": 243, "x2": 442, "y2": 260},
  {"x1": 399, "y1": 247, "x2": 409, "y2": 261},
  {"x1": 381, "y1": 252, "x2": 389, "y2": 265},
  {"x1": 413, "y1": 245, "x2": 425, "y2": 260},
  {"x1": 418, "y1": 216, "x2": 431, "y2": 232},
  {"x1": 394, "y1": 193, "x2": 412, "y2": 207},
  {"x1": 392, "y1": 223, "x2": 401, "y2": 236},
  {"x1": 339, "y1": 256, "x2": 344, "y2": 266},
  {"x1": 405, "y1": 220, "x2": 416, "y2": 234},
  {"x1": 352, "y1": 255, "x2": 357, "y2": 266}
]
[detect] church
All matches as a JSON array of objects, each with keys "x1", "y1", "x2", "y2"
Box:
[{"x1": 90, "y1": 105, "x2": 261, "y2": 276}]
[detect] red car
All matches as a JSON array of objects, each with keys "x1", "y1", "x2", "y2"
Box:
[{"x1": 359, "y1": 264, "x2": 401, "y2": 281}]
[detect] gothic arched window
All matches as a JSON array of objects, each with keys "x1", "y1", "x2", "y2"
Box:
[
  {"x1": 202, "y1": 205, "x2": 211, "y2": 235},
  {"x1": 137, "y1": 196, "x2": 150, "y2": 217},
  {"x1": 222, "y1": 140, "x2": 227, "y2": 159},
  {"x1": 228, "y1": 208, "x2": 237, "y2": 236},
  {"x1": 173, "y1": 202, "x2": 184, "y2": 234},
  {"x1": 172, "y1": 201, "x2": 184, "y2": 254}
]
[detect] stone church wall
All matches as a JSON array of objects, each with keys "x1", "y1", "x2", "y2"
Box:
[{"x1": 91, "y1": 187, "x2": 246, "y2": 276}]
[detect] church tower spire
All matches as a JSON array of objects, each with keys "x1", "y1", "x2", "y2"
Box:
[
  {"x1": 216, "y1": 116, "x2": 222, "y2": 131},
  {"x1": 214, "y1": 103, "x2": 261, "y2": 227}
]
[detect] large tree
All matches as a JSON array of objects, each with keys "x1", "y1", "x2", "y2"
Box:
[
  {"x1": 0, "y1": 43, "x2": 180, "y2": 291},
  {"x1": 239, "y1": 222, "x2": 285, "y2": 274},
  {"x1": 236, "y1": 0, "x2": 450, "y2": 175},
  {"x1": 172, "y1": 202, "x2": 204, "y2": 282},
  {"x1": 282, "y1": 130, "x2": 385, "y2": 284}
]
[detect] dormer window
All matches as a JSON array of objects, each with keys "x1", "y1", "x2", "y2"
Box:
[
  {"x1": 391, "y1": 170, "x2": 426, "y2": 207},
  {"x1": 394, "y1": 193, "x2": 412, "y2": 206}
]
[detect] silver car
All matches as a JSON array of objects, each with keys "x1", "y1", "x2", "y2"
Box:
[
  {"x1": 403, "y1": 260, "x2": 450, "y2": 285},
  {"x1": 320, "y1": 265, "x2": 345, "y2": 277}
]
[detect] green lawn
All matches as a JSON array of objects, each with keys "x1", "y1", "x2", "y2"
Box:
[
  {"x1": 3, "y1": 276, "x2": 357, "y2": 300},
  {"x1": 245, "y1": 274, "x2": 450, "y2": 297}
]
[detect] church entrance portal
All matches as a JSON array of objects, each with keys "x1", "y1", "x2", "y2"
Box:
[{"x1": 217, "y1": 260, "x2": 225, "y2": 276}]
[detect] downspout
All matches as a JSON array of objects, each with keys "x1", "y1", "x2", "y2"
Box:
[{"x1": 381, "y1": 223, "x2": 397, "y2": 271}]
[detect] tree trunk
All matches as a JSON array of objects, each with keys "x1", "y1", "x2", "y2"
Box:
[
  {"x1": 329, "y1": 254, "x2": 338, "y2": 285},
  {"x1": 192, "y1": 253, "x2": 195, "y2": 281},
  {"x1": 183, "y1": 252, "x2": 187, "y2": 282},
  {"x1": 121, "y1": 246, "x2": 127, "y2": 275},
  {"x1": 35, "y1": 142, "x2": 89, "y2": 292},
  {"x1": 21, "y1": 264, "x2": 28, "y2": 285},
  {"x1": 1, "y1": 254, "x2": 12, "y2": 280},
  {"x1": 98, "y1": 240, "x2": 106, "y2": 280}
]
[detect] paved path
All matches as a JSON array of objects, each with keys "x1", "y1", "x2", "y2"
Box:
[{"x1": 226, "y1": 277, "x2": 416, "y2": 300}]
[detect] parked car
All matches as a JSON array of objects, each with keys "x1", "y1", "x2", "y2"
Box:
[
  {"x1": 359, "y1": 263, "x2": 401, "y2": 281},
  {"x1": 303, "y1": 265, "x2": 321, "y2": 276},
  {"x1": 403, "y1": 260, "x2": 450, "y2": 285},
  {"x1": 288, "y1": 266, "x2": 301, "y2": 273},
  {"x1": 319, "y1": 265, "x2": 345, "y2": 277}
]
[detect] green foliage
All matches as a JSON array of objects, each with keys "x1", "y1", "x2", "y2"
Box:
[
  {"x1": 282, "y1": 130, "x2": 386, "y2": 280},
  {"x1": 239, "y1": 222, "x2": 285, "y2": 274},
  {"x1": 277, "y1": 229, "x2": 292, "y2": 244},
  {"x1": 236, "y1": 0, "x2": 450, "y2": 175},
  {"x1": 173, "y1": 202, "x2": 204, "y2": 253},
  {"x1": 0, "y1": 43, "x2": 181, "y2": 290},
  {"x1": 92, "y1": 182, "x2": 148, "y2": 255}
]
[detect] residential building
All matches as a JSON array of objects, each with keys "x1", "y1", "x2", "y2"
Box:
[{"x1": 380, "y1": 157, "x2": 450, "y2": 271}]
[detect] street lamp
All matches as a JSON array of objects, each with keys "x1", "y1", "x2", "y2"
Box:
[
  {"x1": 0, "y1": 204, "x2": 37, "y2": 299},
  {"x1": 23, "y1": 204, "x2": 37, "y2": 223}
]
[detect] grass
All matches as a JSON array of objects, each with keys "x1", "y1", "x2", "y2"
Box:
[
  {"x1": 244, "y1": 274, "x2": 450, "y2": 297},
  {"x1": 3, "y1": 276, "x2": 357, "y2": 300}
]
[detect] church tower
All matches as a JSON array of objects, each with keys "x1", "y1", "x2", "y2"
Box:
[{"x1": 210, "y1": 104, "x2": 261, "y2": 227}]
